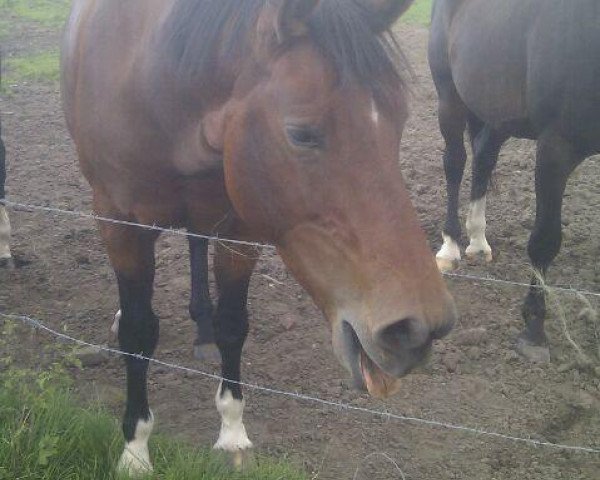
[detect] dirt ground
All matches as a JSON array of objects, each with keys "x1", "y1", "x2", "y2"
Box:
[{"x1": 1, "y1": 19, "x2": 600, "y2": 480}]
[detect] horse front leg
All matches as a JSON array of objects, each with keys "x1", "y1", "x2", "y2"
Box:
[
  {"x1": 435, "y1": 90, "x2": 468, "y2": 272},
  {"x1": 98, "y1": 212, "x2": 160, "y2": 476},
  {"x1": 465, "y1": 125, "x2": 507, "y2": 263},
  {"x1": 518, "y1": 131, "x2": 581, "y2": 360},
  {"x1": 212, "y1": 241, "x2": 260, "y2": 468}
]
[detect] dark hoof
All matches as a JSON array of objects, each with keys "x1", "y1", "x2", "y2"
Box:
[
  {"x1": 515, "y1": 335, "x2": 550, "y2": 364},
  {"x1": 194, "y1": 342, "x2": 221, "y2": 363},
  {"x1": 0, "y1": 257, "x2": 15, "y2": 270},
  {"x1": 0, "y1": 255, "x2": 29, "y2": 269}
]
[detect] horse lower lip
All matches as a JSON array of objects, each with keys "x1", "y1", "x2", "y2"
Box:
[
  {"x1": 341, "y1": 320, "x2": 401, "y2": 397},
  {"x1": 358, "y1": 345, "x2": 399, "y2": 399},
  {"x1": 359, "y1": 349, "x2": 374, "y2": 393}
]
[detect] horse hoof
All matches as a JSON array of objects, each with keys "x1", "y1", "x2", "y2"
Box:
[
  {"x1": 0, "y1": 256, "x2": 15, "y2": 270},
  {"x1": 465, "y1": 247, "x2": 493, "y2": 264},
  {"x1": 215, "y1": 447, "x2": 255, "y2": 471},
  {"x1": 515, "y1": 336, "x2": 550, "y2": 364},
  {"x1": 194, "y1": 342, "x2": 221, "y2": 363},
  {"x1": 436, "y1": 256, "x2": 458, "y2": 273},
  {"x1": 116, "y1": 448, "x2": 153, "y2": 478}
]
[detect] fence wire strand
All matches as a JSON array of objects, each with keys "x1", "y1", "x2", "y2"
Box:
[
  {"x1": 1, "y1": 311, "x2": 599, "y2": 455},
  {"x1": 2, "y1": 199, "x2": 600, "y2": 298}
]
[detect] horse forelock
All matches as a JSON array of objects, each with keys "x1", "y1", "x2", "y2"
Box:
[{"x1": 162, "y1": 0, "x2": 407, "y2": 110}]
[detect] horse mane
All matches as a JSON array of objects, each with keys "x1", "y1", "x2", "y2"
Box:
[{"x1": 162, "y1": 0, "x2": 406, "y2": 108}]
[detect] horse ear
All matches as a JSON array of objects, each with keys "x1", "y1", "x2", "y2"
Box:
[
  {"x1": 257, "y1": 0, "x2": 320, "y2": 55},
  {"x1": 359, "y1": 0, "x2": 415, "y2": 32}
]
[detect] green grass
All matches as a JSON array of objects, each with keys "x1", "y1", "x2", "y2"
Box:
[
  {"x1": 0, "y1": 366, "x2": 307, "y2": 480},
  {"x1": 0, "y1": 1, "x2": 67, "y2": 89},
  {"x1": 402, "y1": 0, "x2": 433, "y2": 26},
  {"x1": 0, "y1": 0, "x2": 70, "y2": 28},
  {"x1": 3, "y1": 50, "x2": 60, "y2": 86},
  {"x1": 0, "y1": 16, "x2": 10, "y2": 39}
]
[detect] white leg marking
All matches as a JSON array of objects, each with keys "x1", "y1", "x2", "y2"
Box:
[
  {"x1": 436, "y1": 233, "x2": 461, "y2": 272},
  {"x1": 465, "y1": 197, "x2": 492, "y2": 262},
  {"x1": 111, "y1": 309, "x2": 122, "y2": 335},
  {"x1": 117, "y1": 412, "x2": 154, "y2": 476},
  {"x1": 213, "y1": 382, "x2": 253, "y2": 452},
  {"x1": 370, "y1": 98, "x2": 380, "y2": 126},
  {"x1": 0, "y1": 205, "x2": 12, "y2": 260}
]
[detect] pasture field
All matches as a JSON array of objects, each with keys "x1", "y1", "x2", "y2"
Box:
[{"x1": 1, "y1": 1, "x2": 600, "y2": 479}]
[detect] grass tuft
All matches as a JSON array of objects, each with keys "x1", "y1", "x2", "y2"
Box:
[{"x1": 3, "y1": 50, "x2": 60, "y2": 85}]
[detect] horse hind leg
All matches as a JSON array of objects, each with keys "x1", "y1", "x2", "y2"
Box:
[
  {"x1": 189, "y1": 237, "x2": 220, "y2": 362},
  {"x1": 212, "y1": 241, "x2": 260, "y2": 469},
  {"x1": 0, "y1": 205, "x2": 12, "y2": 268},
  {"x1": 0, "y1": 136, "x2": 14, "y2": 269},
  {"x1": 518, "y1": 131, "x2": 581, "y2": 362},
  {"x1": 435, "y1": 88, "x2": 468, "y2": 272},
  {"x1": 465, "y1": 125, "x2": 507, "y2": 264}
]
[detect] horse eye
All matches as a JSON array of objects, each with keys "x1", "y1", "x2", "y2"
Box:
[{"x1": 285, "y1": 125, "x2": 324, "y2": 149}]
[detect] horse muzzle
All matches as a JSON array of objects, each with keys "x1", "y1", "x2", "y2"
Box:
[{"x1": 332, "y1": 302, "x2": 456, "y2": 399}]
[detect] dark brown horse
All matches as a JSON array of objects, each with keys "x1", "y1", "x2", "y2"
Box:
[
  {"x1": 429, "y1": 0, "x2": 600, "y2": 357},
  {"x1": 62, "y1": 0, "x2": 456, "y2": 474}
]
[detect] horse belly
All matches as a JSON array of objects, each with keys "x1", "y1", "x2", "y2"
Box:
[
  {"x1": 526, "y1": 2, "x2": 600, "y2": 154},
  {"x1": 448, "y1": 0, "x2": 536, "y2": 127}
]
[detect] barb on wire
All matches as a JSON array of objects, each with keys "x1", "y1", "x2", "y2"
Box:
[
  {"x1": 0, "y1": 199, "x2": 274, "y2": 250},
  {"x1": 1, "y1": 311, "x2": 599, "y2": 455},
  {"x1": 3, "y1": 198, "x2": 600, "y2": 299}
]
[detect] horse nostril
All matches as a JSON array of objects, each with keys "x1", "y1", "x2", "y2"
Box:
[{"x1": 375, "y1": 317, "x2": 431, "y2": 352}]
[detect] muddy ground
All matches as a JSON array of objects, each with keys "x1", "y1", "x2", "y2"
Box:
[{"x1": 1, "y1": 18, "x2": 600, "y2": 480}]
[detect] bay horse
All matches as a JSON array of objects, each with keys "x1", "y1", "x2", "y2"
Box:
[
  {"x1": 429, "y1": 0, "x2": 600, "y2": 357},
  {"x1": 62, "y1": 0, "x2": 457, "y2": 475},
  {"x1": 0, "y1": 117, "x2": 12, "y2": 268}
]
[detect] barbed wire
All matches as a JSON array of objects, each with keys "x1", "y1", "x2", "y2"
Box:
[
  {"x1": 1, "y1": 311, "x2": 599, "y2": 455},
  {"x1": 1, "y1": 199, "x2": 273, "y2": 250},
  {"x1": 2, "y1": 198, "x2": 600, "y2": 298}
]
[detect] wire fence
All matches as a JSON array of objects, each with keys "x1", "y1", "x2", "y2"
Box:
[
  {"x1": 1, "y1": 311, "x2": 599, "y2": 455},
  {"x1": 2, "y1": 199, "x2": 600, "y2": 299},
  {"x1": 2, "y1": 198, "x2": 600, "y2": 458}
]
